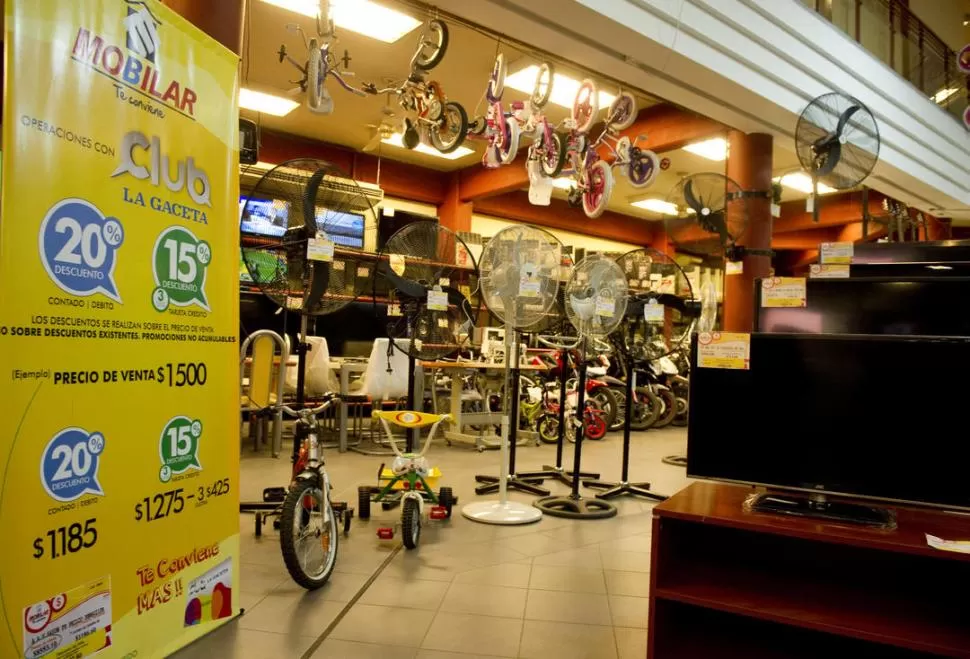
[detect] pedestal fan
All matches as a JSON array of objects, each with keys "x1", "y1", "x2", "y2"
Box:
[
  {"x1": 534, "y1": 253, "x2": 627, "y2": 519},
  {"x1": 583, "y1": 247, "x2": 698, "y2": 500},
  {"x1": 796, "y1": 92, "x2": 879, "y2": 223},
  {"x1": 462, "y1": 224, "x2": 562, "y2": 525},
  {"x1": 375, "y1": 220, "x2": 480, "y2": 450}
]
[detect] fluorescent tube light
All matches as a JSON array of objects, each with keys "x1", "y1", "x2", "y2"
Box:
[
  {"x1": 505, "y1": 65, "x2": 616, "y2": 110},
  {"x1": 773, "y1": 172, "x2": 836, "y2": 195},
  {"x1": 682, "y1": 137, "x2": 727, "y2": 161},
  {"x1": 381, "y1": 133, "x2": 474, "y2": 160},
  {"x1": 930, "y1": 87, "x2": 960, "y2": 104},
  {"x1": 262, "y1": 0, "x2": 420, "y2": 43},
  {"x1": 631, "y1": 198, "x2": 680, "y2": 215},
  {"x1": 239, "y1": 88, "x2": 299, "y2": 116}
]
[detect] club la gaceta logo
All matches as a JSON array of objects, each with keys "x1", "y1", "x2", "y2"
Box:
[{"x1": 70, "y1": 0, "x2": 198, "y2": 117}]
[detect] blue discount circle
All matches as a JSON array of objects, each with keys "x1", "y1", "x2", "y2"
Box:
[
  {"x1": 38, "y1": 198, "x2": 124, "y2": 302},
  {"x1": 40, "y1": 428, "x2": 106, "y2": 502}
]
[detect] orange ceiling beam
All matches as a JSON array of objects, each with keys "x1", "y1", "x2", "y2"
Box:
[
  {"x1": 773, "y1": 190, "x2": 887, "y2": 233},
  {"x1": 771, "y1": 228, "x2": 839, "y2": 250},
  {"x1": 458, "y1": 103, "x2": 725, "y2": 202},
  {"x1": 474, "y1": 192, "x2": 657, "y2": 246},
  {"x1": 257, "y1": 129, "x2": 449, "y2": 205}
]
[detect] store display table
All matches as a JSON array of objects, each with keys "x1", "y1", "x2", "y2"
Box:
[
  {"x1": 421, "y1": 360, "x2": 548, "y2": 450},
  {"x1": 649, "y1": 481, "x2": 970, "y2": 658}
]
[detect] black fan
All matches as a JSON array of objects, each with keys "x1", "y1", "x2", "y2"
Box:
[
  {"x1": 240, "y1": 158, "x2": 377, "y2": 413},
  {"x1": 665, "y1": 173, "x2": 768, "y2": 262},
  {"x1": 376, "y1": 221, "x2": 480, "y2": 363},
  {"x1": 796, "y1": 92, "x2": 880, "y2": 222}
]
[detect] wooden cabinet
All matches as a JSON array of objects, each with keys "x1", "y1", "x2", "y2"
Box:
[{"x1": 648, "y1": 482, "x2": 970, "y2": 658}]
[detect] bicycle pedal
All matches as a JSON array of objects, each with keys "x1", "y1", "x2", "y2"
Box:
[
  {"x1": 429, "y1": 506, "x2": 447, "y2": 520},
  {"x1": 262, "y1": 487, "x2": 286, "y2": 502},
  {"x1": 332, "y1": 501, "x2": 348, "y2": 513},
  {"x1": 376, "y1": 527, "x2": 394, "y2": 540}
]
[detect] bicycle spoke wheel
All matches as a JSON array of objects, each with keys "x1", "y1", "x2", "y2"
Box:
[{"x1": 280, "y1": 480, "x2": 338, "y2": 589}]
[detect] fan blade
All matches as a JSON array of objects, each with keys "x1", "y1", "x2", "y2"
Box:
[
  {"x1": 362, "y1": 131, "x2": 383, "y2": 153},
  {"x1": 683, "y1": 179, "x2": 705, "y2": 216},
  {"x1": 442, "y1": 285, "x2": 475, "y2": 327},
  {"x1": 377, "y1": 261, "x2": 429, "y2": 300},
  {"x1": 305, "y1": 261, "x2": 331, "y2": 314},
  {"x1": 836, "y1": 104, "x2": 861, "y2": 137},
  {"x1": 708, "y1": 211, "x2": 731, "y2": 247},
  {"x1": 303, "y1": 168, "x2": 328, "y2": 234},
  {"x1": 814, "y1": 141, "x2": 841, "y2": 176}
]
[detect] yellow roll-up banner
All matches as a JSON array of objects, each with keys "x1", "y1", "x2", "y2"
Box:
[{"x1": 0, "y1": 1, "x2": 240, "y2": 656}]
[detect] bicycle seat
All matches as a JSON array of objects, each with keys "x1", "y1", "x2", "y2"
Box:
[{"x1": 372, "y1": 410, "x2": 451, "y2": 428}]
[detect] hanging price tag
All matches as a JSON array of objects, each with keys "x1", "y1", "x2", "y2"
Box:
[
  {"x1": 286, "y1": 296, "x2": 303, "y2": 310},
  {"x1": 809, "y1": 263, "x2": 850, "y2": 279},
  {"x1": 770, "y1": 202, "x2": 781, "y2": 218},
  {"x1": 388, "y1": 303, "x2": 402, "y2": 316},
  {"x1": 437, "y1": 317, "x2": 450, "y2": 329},
  {"x1": 439, "y1": 277, "x2": 450, "y2": 287},
  {"x1": 519, "y1": 263, "x2": 540, "y2": 298},
  {"x1": 307, "y1": 232, "x2": 334, "y2": 262},
  {"x1": 644, "y1": 299, "x2": 665, "y2": 323},
  {"x1": 760, "y1": 277, "x2": 807, "y2": 307},
  {"x1": 332, "y1": 260, "x2": 344, "y2": 271},
  {"x1": 697, "y1": 331, "x2": 750, "y2": 370},
  {"x1": 459, "y1": 284, "x2": 471, "y2": 298},
  {"x1": 427, "y1": 287, "x2": 448, "y2": 311},
  {"x1": 624, "y1": 260, "x2": 633, "y2": 273},
  {"x1": 638, "y1": 265, "x2": 648, "y2": 279},
  {"x1": 389, "y1": 253, "x2": 406, "y2": 275},
  {"x1": 357, "y1": 266, "x2": 369, "y2": 278},
  {"x1": 595, "y1": 296, "x2": 615, "y2": 318},
  {"x1": 820, "y1": 241, "x2": 853, "y2": 264},
  {"x1": 725, "y1": 261, "x2": 743, "y2": 275},
  {"x1": 659, "y1": 274, "x2": 676, "y2": 294}
]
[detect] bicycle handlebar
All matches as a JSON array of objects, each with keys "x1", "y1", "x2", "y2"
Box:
[{"x1": 281, "y1": 394, "x2": 339, "y2": 418}]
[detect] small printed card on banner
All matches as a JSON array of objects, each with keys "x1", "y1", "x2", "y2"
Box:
[
  {"x1": 644, "y1": 300, "x2": 665, "y2": 323},
  {"x1": 427, "y1": 287, "x2": 448, "y2": 311},
  {"x1": 810, "y1": 263, "x2": 850, "y2": 279},
  {"x1": 307, "y1": 233, "x2": 334, "y2": 262},
  {"x1": 819, "y1": 241, "x2": 853, "y2": 264},
  {"x1": 697, "y1": 332, "x2": 750, "y2": 370},
  {"x1": 760, "y1": 277, "x2": 807, "y2": 307}
]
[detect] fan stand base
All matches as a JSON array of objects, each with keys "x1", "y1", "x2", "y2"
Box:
[
  {"x1": 662, "y1": 455, "x2": 687, "y2": 468},
  {"x1": 583, "y1": 479, "x2": 667, "y2": 502},
  {"x1": 461, "y1": 500, "x2": 543, "y2": 525},
  {"x1": 533, "y1": 493, "x2": 617, "y2": 519},
  {"x1": 474, "y1": 474, "x2": 550, "y2": 496},
  {"x1": 516, "y1": 465, "x2": 599, "y2": 489}
]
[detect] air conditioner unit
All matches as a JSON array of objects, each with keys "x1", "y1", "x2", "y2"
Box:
[{"x1": 240, "y1": 161, "x2": 384, "y2": 212}]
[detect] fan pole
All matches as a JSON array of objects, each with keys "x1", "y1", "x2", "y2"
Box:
[
  {"x1": 461, "y1": 322, "x2": 543, "y2": 525},
  {"x1": 517, "y1": 347, "x2": 599, "y2": 485},
  {"x1": 291, "y1": 314, "x2": 310, "y2": 466},
  {"x1": 474, "y1": 330, "x2": 550, "y2": 496},
  {"x1": 534, "y1": 336, "x2": 617, "y2": 519},
  {"x1": 583, "y1": 365, "x2": 667, "y2": 502},
  {"x1": 406, "y1": 354, "x2": 417, "y2": 453}
]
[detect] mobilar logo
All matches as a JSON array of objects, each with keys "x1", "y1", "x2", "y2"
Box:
[{"x1": 70, "y1": 0, "x2": 198, "y2": 119}]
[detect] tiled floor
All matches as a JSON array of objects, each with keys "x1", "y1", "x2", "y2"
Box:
[{"x1": 173, "y1": 425, "x2": 691, "y2": 659}]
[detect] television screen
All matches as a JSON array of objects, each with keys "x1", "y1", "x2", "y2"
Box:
[
  {"x1": 240, "y1": 197, "x2": 288, "y2": 237},
  {"x1": 318, "y1": 209, "x2": 365, "y2": 248},
  {"x1": 687, "y1": 333, "x2": 970, "y2": 510}
]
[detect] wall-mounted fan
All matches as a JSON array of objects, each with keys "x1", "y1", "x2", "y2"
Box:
[
  {"x1": 796, "y1": 92, "x2": 880, "y2": 222},
  {"x1": 463, "y1": 224, "x2": 563, "y2": 526},
  {"x1": 241, "y1": 158, "x2": 376, "y2": 417},
  {"x1": 534, "y1": 253, "x2": 627, "y2": 520},
  {"x1": 665, "y1": 172, "x2": 771, "y2": 262},
  {"x1": 375, "y1": 221, "x2": 480, "y2": 449}
]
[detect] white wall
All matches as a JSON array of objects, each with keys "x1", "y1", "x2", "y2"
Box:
[{"x1": 471, "y1": 213, "x2": 640, "y2": 255}]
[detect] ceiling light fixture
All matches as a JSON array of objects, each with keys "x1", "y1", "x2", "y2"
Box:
[
  {"x1": 381, "y1": 133, "x2": 474, "y2": 160},
  {"x1": 239, "y1": 88, "x2": 300, "y2": 116},
  {"x1": 682, "y1": 137, "x2": 727, "y2": 161},
  {"x1": 631, "y1": 198, "x2": 680, "y2": 215},
  {"x1": 261, "y1": 0, "x2": 420, "y2": 43},
  {"x1": 772, "y1": 172, "x2": 837, "y2": 195},
  {"x1": 930, "y1": 87, "x2": 960, "y2": 104},
  {"x1": 551, "y1": 177, "x2": 575, "y2": 190},
  {"x1": 505, "y1": 65, "x2": 616, "y2": 110}
]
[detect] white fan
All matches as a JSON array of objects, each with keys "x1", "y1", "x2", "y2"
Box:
[
  {"x1": 462, "y1": 224, "x2": 563, "y2": 525},
  {"x1": 534, "y1": 253, "x2": 627, "y2": 519}
]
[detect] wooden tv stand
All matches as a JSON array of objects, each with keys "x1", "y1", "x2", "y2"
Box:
[{"x1": 648, "y1": 482, "x2": 970, "y2": 658}]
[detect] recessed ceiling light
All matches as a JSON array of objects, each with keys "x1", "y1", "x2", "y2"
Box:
[
  {"x1": 927, "y1": 264, "x2": 953, "y2": 270},
  {"x1": 631, "y1": 198, "x2": 680, "y2": 215},
  {"x1": 551, "y1": 177, "x2": 574, "y2": 190},
  {"x1": 381, "y1": 133, "x2": 474, "y2": 160},
  {"x1": 682, "y1": 138, "x2": 727, "y2": 161},
  {"x1": 239, "y1": 88, "x2": 300, "y2": 116},
  {"x1": 505, "y1": 65, "x2": 616, "y2": 110},
  {"x1": 261, "y1": 0, "x2": 420, "y2": 43},
  {"x1": 773, "y1": 172, "x2": 837, "y2": 195}
]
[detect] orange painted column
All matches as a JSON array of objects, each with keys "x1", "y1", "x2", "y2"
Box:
[
  {"x1": 438, "y1": 173, "x2": 473, "y2": 233},
  {"x1": 161, "y1": 0, "x2": 246, "y2": 55},
  {"x1": 926, "y1": 214, "x2": 952, "y2": 241},
  {"x1": 723, "y1": 131, "x2": 772, "y2": 332}
]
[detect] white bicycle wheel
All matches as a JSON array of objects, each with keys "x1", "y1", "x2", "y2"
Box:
[
  {"x1": 582, "y1": 160, "x2": 614, "y2": 219},
  {"x1": 572, "y1": 79, "x2": 599, "y2": 133},
  {"x1": 608, "y1": 91, "x2": 637, "y2": 130},
  {"x1": 628, "y1": 148, "x2": 660, "y2": 189},
  {"x1": 498, "y1": 116, "x2": 520, "y2": 164},
  {"x1": 488, "y1": 53, "x2": 506, "y2": 101},
  {"x1": 306, "y1": 40, "x2": 323, "y2": 111}
]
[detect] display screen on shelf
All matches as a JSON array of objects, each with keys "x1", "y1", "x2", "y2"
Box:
[
  {"x1": 317, "y1": 208, "x2": 365, "y2": 248},
  {"x1": 240, "y1": 196, "x2": 289, "y2": 237}
]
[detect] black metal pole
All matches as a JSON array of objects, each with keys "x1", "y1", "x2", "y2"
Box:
[
  {"x1": 569, "y1": 338, "x2": 588, "y2": 497},
  {"x1": 292, "y1": 314, "x2": 309, "y2": 464},
  {"x1": 507, "y1": 332, "x2": 521, "y2": 475},
  {"x1": 555, "y1": 349, "x2": 569, "y2": 467},
  {"x1": 406, "y1": 353, "x2": 416, "y2": 453},
  {"x1": 621, "y1": 368, "x2": 633, "y2": 482}
]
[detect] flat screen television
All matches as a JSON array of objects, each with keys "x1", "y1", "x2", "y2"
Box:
[
  {"x1": 687, "y1": 332, "x2": 970, "y2": 512},
  {"x1": 240, "y1": 197, "x2": 288, "y2": 237},
  {"x1": 317, "y1": 208, "x2": 365, "y2": 248}
]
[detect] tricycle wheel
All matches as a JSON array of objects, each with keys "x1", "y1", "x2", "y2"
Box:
[
  {"x1": 402, "y1": 497, "x2": 421, "y2": 549},
  {"x1": 357, "y1": 486, "x2": 372, "y2": 520},
  {"x1": 438, "y1": 487, "x2": 455, "y2": 518}
]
